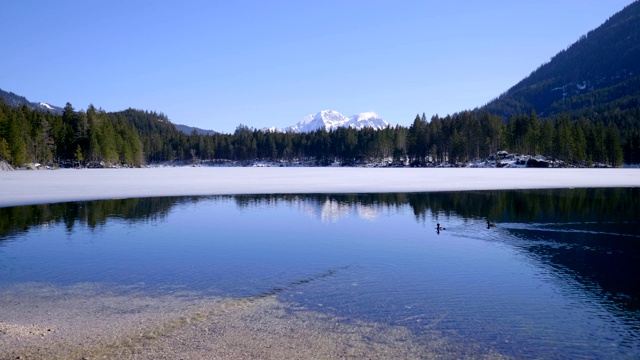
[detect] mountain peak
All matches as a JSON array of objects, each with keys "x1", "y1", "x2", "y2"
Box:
[{"x1": 278, "y1": 110, "x2": 389, "y2": 133}]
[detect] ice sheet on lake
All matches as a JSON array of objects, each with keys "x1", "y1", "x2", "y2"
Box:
[{"x1": 0, "y1": 167, "x2": 638, "y2": 207}]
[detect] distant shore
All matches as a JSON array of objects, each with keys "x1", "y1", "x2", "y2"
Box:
[{"x1": 1, "y1": 167, "x2": 638, "y2": 208}]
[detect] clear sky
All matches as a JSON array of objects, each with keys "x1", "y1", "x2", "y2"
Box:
[{"x1": 2, "y1": 0, "x2": 635, "y2": 133}]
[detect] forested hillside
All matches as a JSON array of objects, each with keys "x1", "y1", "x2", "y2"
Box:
[
  {"x1": 0, "y1": 99, "x2": 632, "y2": 168},
  {"x1": 481, "y1": 1, "x2": 640, "y2": 120}
]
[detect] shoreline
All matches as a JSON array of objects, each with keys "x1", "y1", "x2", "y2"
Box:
[
  {"x1": 0, "y1": 282, "x2": 502, "y2": 360},
  {"x1": 1, "y1": 167, "x2": 639, "y2": 208}
]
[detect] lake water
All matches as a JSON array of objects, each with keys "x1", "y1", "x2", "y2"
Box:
[{"x1": 1, "y1": 189, "x2": 639, "y2": 358}]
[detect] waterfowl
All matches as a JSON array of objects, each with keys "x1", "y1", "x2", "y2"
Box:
[{"x1": 487, "y1": 220, "x2": 496, "y2": 228}]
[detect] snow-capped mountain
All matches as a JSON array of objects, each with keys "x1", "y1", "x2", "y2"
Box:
[
  {"x1": 271, "y1": 110, "x2": 389, "y2": 133},
  {"x1": 346, "y1": 112, "x2": 388, "y2": 130}
]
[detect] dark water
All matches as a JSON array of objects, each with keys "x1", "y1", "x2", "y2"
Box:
[{"x1": 1, "y1": 189, "x2": 639, "y2": 358}]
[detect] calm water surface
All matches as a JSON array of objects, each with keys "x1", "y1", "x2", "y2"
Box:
[{"x1": 1, "y1": 189, "x2": 639, "y2": 358}]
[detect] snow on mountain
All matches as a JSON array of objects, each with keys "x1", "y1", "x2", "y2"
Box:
[
  {"x1": 35, "y1": 102, "x2": 63, "y2": 114},
  {"x1": 39, "y1": 102, "x2": 54, "y2": 110},
  {"x1": 345, "y1": 112, "x2": 388, "y2": 130},
  {"x1": 286, "y1": 110, "x2": 347, "y2": 133},
  {"x1": 272, "y1": 110, "x2": 389, "y2": 133},
  {"x1": 0, "y1": 88, "x2": 63, "y2": 115},
  {"x1": 37, "y1": 102, "x2": 64, "y2": 114}
]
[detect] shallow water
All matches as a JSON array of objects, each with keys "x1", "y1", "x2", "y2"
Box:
[{"x1": 1, "y1": 189, "x2": 639, "y2": 358}]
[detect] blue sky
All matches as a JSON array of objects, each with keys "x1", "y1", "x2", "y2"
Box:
[{"x1": 2, "y1": 0, "x2": 634, "y2": 133}]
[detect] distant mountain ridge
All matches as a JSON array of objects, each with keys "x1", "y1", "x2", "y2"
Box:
[
  {"x1": 1, "y1": 87, "x2": 388, "y2": 135},
  {"x1": 266, "y1": 110, "x2": 390, "y2": 133},
  {"x1": 174, "y1": 124, "x2": 217, "y2": 135},
  {"x1": 0, "y1": 88, "x2": 63, "y2": 115},
  {"x1": 480, "y1": 1, "x2": 640, "y2": 119}
]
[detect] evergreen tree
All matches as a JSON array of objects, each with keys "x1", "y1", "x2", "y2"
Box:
[
  {"x1": 554, "y1": 115, "x2": 575, "y2": 162},
  {"x1": 0, "y1": 137, "x2": 10, "y2": 161},
  {"x1": 407, "y1": 114, "x2": 429, "y2": 165},
  {"x1": 539, "y1": 119, "x2": 555, "y2": 157},
  {"x1": 525, "y1": 110, "x2": 541, "y2": 155},
  {"x1": 8, "y1": 109, "x2": 27, "y2": 165},
  {"x1": 572, "y1": 121, "x2": 587, "y2": 164},
  {"x1": 74, "y1": 144, "x2": 84, "y2": 167},
  {"x1": 606, "y1": 123, "x2": 624, "y2": 166},
  {"x1": 86, "y1": 104, "x2": 101, "y2": 163}
]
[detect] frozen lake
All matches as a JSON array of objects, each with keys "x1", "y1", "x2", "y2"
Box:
[
  {"x1": 1, "y1": 167, "x2": 639, "y2": 207},
  {"x1": 1, "y1": 189, "x2": 639, "y2": 359}
]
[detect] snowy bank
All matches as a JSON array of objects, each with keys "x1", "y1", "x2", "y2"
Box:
[{"x1": 0, "y1": 167, "x2": 638, "y2": 207}]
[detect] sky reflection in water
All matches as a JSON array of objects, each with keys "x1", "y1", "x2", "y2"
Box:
[{"x1": 0, "y1": 189, "x2": 638, "y2": 358}]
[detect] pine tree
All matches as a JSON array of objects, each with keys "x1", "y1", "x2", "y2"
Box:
[
  {"x1": 572, "y1": 122, "x2": 587, "y2": 164},
  {"x1": 407, "y1": 114, "x2": 429, "y2": 165},
  {"x1": 74, "y1": 144, "x2": 84, "y2": 167},
  {"x1": 525, "y1": 110, "x2": 541, "y2": 155},
  {"x1": 606, "y1": 123, "x2": 623, "y2": 166},
  {"x1": 8, "y1": 109, "x2": 27, "y2": 165},
  {"x1": 540, "y1": 119, "x2": 555, "y2": 157},
  {"x1": 0, "y1": 137, "x2": 10, "y2": 161},
  {"x1": 86, "y1": 104, "x2": 101, "y2": 163}
]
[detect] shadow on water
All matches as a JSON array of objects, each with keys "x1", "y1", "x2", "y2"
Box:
[
  {"x1": 1, "y1": 188, "x2": 639, "y2": 320},
  {"x1": 496, "y1": 221, "x2": 640, "y2": 314}
]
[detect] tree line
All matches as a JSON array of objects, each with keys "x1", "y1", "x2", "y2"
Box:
[
  {"x1": 1, "y1": 98, "x2": 638, "y2": 168},
  {"x1": 0, "y1": 101, "x2": 143, "y2": 167}
]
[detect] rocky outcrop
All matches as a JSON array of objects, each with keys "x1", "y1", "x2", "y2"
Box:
[{"x1": 0, "y1": 160, "x2": 14, "y2": 171}]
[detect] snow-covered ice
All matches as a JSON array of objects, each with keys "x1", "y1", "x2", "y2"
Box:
[{"x1": 0, "y1": 167, "x2": 638, "y2": 207}]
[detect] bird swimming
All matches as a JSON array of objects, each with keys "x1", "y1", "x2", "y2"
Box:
[{"x1": 487, "y1": 220, "x2": 496, "y2": 228}]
